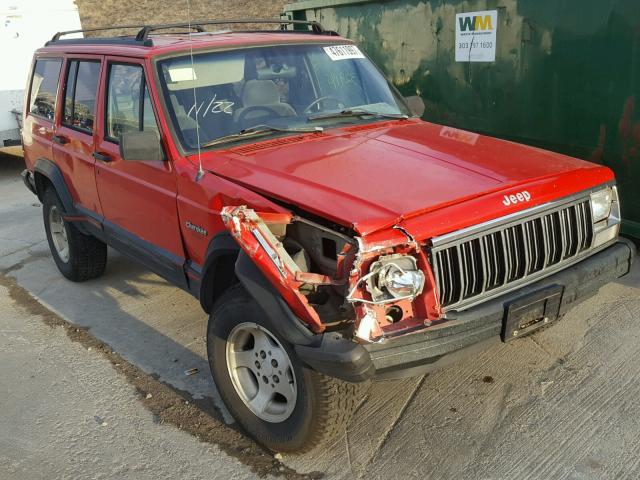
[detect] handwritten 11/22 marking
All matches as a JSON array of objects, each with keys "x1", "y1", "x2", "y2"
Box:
[{"x1": 187, "y1": 94, "x2": 234, "y2": 118}]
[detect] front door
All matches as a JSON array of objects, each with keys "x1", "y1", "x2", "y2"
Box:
[{"x1": 94, "y1": 57, "x2": 186, "y2": 287}]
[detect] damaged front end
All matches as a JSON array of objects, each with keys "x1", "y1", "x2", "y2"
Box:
[{"x1": 221, "y1": 205, "x2": 442, "y2": 345}]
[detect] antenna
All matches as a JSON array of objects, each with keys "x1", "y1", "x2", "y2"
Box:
[{"x1": 186, "y1": 0, "x2": 205, "y2": 182}]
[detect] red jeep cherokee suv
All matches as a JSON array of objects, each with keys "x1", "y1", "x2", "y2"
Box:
[{"x1": 21, "y1": 19, "x2": 635, "y2": 452}]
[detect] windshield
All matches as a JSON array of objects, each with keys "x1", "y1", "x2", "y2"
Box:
[{"x1": 157, "y1": 44, "x2": 410, "y2": 150}]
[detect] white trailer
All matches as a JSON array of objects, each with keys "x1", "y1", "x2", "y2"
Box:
[{"x1": 0, "y1": 0, "x2": 82, "y2": 146}]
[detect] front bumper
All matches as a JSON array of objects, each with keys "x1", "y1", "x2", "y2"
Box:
[{"x1": 296, "y1": 238, "x2": 635, "y2": 381}]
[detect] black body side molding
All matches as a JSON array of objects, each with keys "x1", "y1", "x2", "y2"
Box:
[
  {"x1": 31, "y1": 158, "x2": 90, "y2": 235},
  {"x1": 197, "y1": 232, "x2": 241, "y2": 312},
  {"x1": 33, "y1": 158, "x2": 74, "y2": 211},
  {"x1": 234, "y1": 251, "x2": 317, "y2": 347}
]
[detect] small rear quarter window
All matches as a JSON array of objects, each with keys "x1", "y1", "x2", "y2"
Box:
[{"x1": 29, "y1": 59, "x2": 62, "y2": 120}]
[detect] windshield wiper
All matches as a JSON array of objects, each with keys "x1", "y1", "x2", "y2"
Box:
[
  {"x1": 201, "y1": 124, "x2": 323, "y2": 148},
  {"x1": 307, "y1": 109, "x2": 409, "y2": 122}
]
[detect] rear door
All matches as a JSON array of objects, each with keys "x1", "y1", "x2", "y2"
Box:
[
  {"x1": 22, "y1": 56, "x2": 63, "y2": 171},
  {"x1": 94, "y1": 56, "x2": 186, "y2": 287},
  {"x1": 52, "y1": 55, "x2": 103, "y2": 215}
]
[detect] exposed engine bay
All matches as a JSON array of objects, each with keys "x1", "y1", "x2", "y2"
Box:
[{"x1": 221, "y1": 206, "x2": 441, "y2": 343}]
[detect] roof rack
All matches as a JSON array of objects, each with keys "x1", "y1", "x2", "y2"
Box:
[{"x1": 49, "y1": 19, "x2": 330, "y2": 46}]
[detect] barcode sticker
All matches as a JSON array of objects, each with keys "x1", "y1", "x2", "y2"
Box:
[{"x1": 323, "y1": 45, "x2": 365, "y2": 61}]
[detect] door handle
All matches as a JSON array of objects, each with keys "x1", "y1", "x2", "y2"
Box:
[
  {"x1": 52, "y1": 135, "x2": 68, "y2": 145},
  {"x1": 92, "y1": 151, "x2": 112, "y2": 162}
]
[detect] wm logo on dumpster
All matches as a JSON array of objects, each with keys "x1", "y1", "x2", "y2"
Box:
[
  {"x1": 455, "y1": 10, "x2": 497, "y2": 62},
  {"x1": 458, "y1": 14, "x2": 493, "y2": 32}
]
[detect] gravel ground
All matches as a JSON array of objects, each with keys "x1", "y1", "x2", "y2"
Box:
[
  {"x1": 0, "y1": 279, "x2": 274, "y2": 480},
  {"x1": 1, "y1": 148, "x2": 639, "y2": 479}
]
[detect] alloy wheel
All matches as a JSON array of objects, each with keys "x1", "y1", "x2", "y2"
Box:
[
  {"x1": 225, "y1": 322, "x2": 297, "y2": 423},
  {"x1": 49, "y1": 205, "x2": 70, "y2": 263}
]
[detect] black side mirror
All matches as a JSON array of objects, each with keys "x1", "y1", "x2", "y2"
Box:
[
  {"x1": 119, "y1": 131, "x2": 164, "y2": 162},
  {"x1": 404, "y1": 96, "x2": 426, "y2": 117}
]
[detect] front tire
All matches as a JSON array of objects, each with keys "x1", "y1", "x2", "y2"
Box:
[
  {"x1": 207, "y1": 285, "x2": 368, "y2": 452},
  {"x1": 42, "y1": 187, "x2": 107, "y2": 282}
]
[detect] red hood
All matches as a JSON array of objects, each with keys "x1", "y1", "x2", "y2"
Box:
[{"x1": 203, "y1": 119, "x2": 612, "y2": 236}]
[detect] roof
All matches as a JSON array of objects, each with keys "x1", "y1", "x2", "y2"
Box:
[
  {"x1": 37, "y1": 31, "x2": 349, "y2": 58},
  {"x1": 36, "y1": 19, "x2": 346, "y2": 58}
]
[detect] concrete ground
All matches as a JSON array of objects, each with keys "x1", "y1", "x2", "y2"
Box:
[{"x1": 1, "y1": 147, "x2": 639, "y2": 479}]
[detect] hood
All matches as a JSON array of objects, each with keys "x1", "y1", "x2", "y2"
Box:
[{"x1": 203, "y1": 119, "x2": 610, "y2": 236}]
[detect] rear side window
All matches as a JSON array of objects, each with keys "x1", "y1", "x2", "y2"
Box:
[
  {"x1": 105, "y1": 63, "x2": 159, "y2": 142},
  {"x1": 63, "y1": 60, "x2": 101, "y2": 134},
  {"x1": 29, "y1": 59, "x2": 62, "y2": 120}
]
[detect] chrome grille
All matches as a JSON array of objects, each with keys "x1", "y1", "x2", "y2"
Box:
[{"x1": 431, "y1": 199, "x2": 594, "y2": 310}]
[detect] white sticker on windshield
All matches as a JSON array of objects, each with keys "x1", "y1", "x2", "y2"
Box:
[
  {"x1": 168, "y1": 67, "x2": 197, "y2": 82},
  {"x1": 323, "y1": 45, "x2": 365, "y2": 61}
]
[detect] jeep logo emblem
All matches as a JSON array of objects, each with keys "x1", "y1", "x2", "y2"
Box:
[{"x1": 502, "y1": 191, "x2": 531, "y2": 206}]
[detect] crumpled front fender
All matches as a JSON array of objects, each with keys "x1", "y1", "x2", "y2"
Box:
[{"x1": 221, "y1": 205, "x2": 325, "y2": 333}]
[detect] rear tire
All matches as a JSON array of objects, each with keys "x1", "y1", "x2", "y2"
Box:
[
  {"x1": 42, "y1": 187, "x2": 107, "y2": 282},
  {"x1": 207, "y1": 285, "x2": 368, "y2": 452}
]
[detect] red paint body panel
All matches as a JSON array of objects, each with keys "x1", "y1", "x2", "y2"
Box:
[
  {"x1": 399, "y1": 168, "x2": 614, "y2": 241},
  {"x1": 174, "y1": 157, "x2": 290, "y2": 266},
  {"x1": 201, "y1": 119, "x2": 613, "y2": 238},
  {"x1": 220, "y1": 206, "x2": 324, "y2": 332},
  {"x1": 23, "y1": 31, "x2": 617, "y2": 336},
  {"x1": 22, "y1": 113, "x2": 56, "y2": 175},
  {"x1": 93, "y1": 55, "x2": 185, "y2": 258}
]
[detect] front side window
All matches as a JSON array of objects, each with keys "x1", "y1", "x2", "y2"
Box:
[
  {"x1": 63, "y1": 60, "x2": 101, "y2": 134},
  {"x1": 157, "y1": 44, "x2": 409, "y2": 150},
  {"x1": 106, "y1": 63, "x2": 159, "y2": 142},
  {"x1": 29, "y1": 58, "x2": 62, "y2": 120}
]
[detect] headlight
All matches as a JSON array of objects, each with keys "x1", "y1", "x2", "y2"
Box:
[
  {"x1": 365, "y1": 254, "x2": 425, "y2": 303},
  {"x1": 590, "y1": 187, "x2": 613, "y2": 223},
  {"x1": 381, "y1": 266, "x2": 425, "y2": 299},
  {"x1": 591, "y1": 185, "x2": 621, "y2": 247}
]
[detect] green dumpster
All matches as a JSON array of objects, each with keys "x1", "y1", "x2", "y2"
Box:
[{"x1": 283, "y1": 0, "x2": 640, "y2": 238}]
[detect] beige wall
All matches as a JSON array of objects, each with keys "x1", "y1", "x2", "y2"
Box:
[{"x1": 75, "y1": 0, "x2": 287, "y2": 36}]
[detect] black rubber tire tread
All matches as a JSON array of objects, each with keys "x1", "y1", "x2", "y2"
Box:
[
  {"x1": 301, "y1": 369, "x2": 369, "y2": 452},
  {"x1": 208, "y1": 284, "x2": 369, "y2": 453},
  {"x1": 42, "y1": 187, "x2": 107, "y2": 282}
]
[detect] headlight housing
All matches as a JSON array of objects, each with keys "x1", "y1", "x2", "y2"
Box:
[
  {"x1": 591, "y1": 185, "x2": 621, "y2": 247},
  {"x1": 365, "y1": 254, "x2": 425, "y2": 303},
  {"x1": 590, "y1": 187, "x2": 613, "y2": 223}
]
